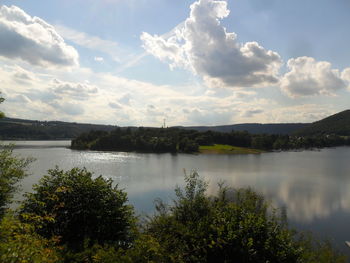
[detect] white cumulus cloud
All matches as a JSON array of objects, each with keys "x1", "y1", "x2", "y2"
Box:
[
  {"x1": 51, "y1": 79, "x2": 98, "y2": 101},
  {"x1": 141, "y1": 0, "x2": 282, "y2": 88},
  {"x1": 341, "y1": 68, "x2": 350, "y2": 88},
  {"x1": 280, "y1": 56, "x2": 348, "y2": 98},
  {"x1": 0, "y1": 5, "x2": 79, "y2": 67}
]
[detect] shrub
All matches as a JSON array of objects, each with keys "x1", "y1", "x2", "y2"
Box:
[
  {"x1": 0, "y1": 213, "x2": 61, "y2": 263},
  {"x1": 90, "y1": 234, "x2": 165, "y2": 263},
  {"x1": 0, "y1": 146, "x2": 32, "y2": 219},
  {"x1": 145, "y1": 171, "x2": 346, "y2": 263},
  {"x1": 20, "y1": 167, "x2": 136, "y2": 251}
]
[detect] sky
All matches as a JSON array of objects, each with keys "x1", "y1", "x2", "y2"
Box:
[{"x1": 0, "y1": 0, "x2": 350, "y2": 127}]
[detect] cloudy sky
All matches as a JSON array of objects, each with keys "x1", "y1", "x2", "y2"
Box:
[{"x1": 1, "y1": 0, "x2": 350, "y2": 126}]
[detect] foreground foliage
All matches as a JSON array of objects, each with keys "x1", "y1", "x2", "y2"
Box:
[
  {"x1": 146, "y1": 172, "x2": 300, "y2": 262},
  {"x1": 20, "y1": 167, "x2": 135, "y2": 251},
  {"x1": 0, "y1": 214, "x2": 61, "y2": 263},
  {"x1": 0, "y1": 145, "x2": 33, "y2": 219},
  {"x1": 144, "y1": 172, "x2": 347, "y2": 263}
]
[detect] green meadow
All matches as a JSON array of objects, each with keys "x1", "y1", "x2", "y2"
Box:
[{"x1": 199, "y1": 144, "x2": 264, "y2": 154}]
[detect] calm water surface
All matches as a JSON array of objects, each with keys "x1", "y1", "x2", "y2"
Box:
[{"x1": 6, "y1": 140, "x2": 350, "y2": 257}]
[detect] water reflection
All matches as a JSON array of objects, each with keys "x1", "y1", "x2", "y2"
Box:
[
  {"x1": 275, "y1": 178, "x2": 350, "y2": 222},
  {"x1": 201, "y1": 148, "x2": 350, "y2": 223}
]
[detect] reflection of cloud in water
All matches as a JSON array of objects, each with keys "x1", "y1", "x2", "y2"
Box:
[
  {"x1": 277, "y1": 180, "x2": 336, "y2": 222},
  {"x1": 276, "y1": 178, "x2": 350, "y2": 222},
  {"x1": 203, "y1": 164, "x2": 350, "y2": 223}
]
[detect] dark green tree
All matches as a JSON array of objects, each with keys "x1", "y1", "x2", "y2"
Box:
[
  {"x1": 0, "y1": 147, "x2": 32, "y2": 219},
  {"x1": 20, "y1": 167, "x2": 136, "y2": 251}
]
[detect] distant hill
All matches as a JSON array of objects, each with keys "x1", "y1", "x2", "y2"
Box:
[
  {"x1": 178, "y1": 123, "x2": 308, "y2": 135},
  {"x1": 0, "y1": 117, "x2": 117, "y2": 140},
  {"x1": 294, "y1": 110, "x2": 350, "y2": 136},
  {"x1": 0, "y1": 118, "x2": 309, "y2": 140},
  {"x1": 2, "y1": 109, "x2": 349, "y2": 140}
]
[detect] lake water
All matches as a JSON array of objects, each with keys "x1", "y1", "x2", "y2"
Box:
[{"x1": 5, "y1": 140, "x2": 350, "y2": 257}]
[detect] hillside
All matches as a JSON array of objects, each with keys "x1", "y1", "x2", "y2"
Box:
[
  {"x1": 2, "y1": 109, "x2": 349, "y2": 140},
  {"x1": 0, "y1": 117, "x2": 310, "y2": 140},
  {"x1": 294, "y1": 110, "x2": 350, "y2": 136},
  {"x1": 0, "y1": 117, "x2": 117, "y2": 140},
  {"x1": 180, "y1": 123, "x2": 308, "y2": 135}
]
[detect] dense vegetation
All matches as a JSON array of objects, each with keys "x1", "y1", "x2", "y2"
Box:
[
  {"x1": 20, "y1": 167, "x2": 135, "y2": 251},
  {"x1": 183, "y1": 123, "x2": 308, "y2": 135},
  {"x1": 0, "y1": 213, "x2": 61, "y2": 263},
  {"x1": 0, "y1": 117, "x2": 308, "y2": 140},
  {"x1": 71, "y1": 126, "x2": 350, "y2": 154},
  {"x1": 0, "y1": 146, "x2": 32, "y2": 218},
  {"x1": 295, "y1": 110, "x2": 350, "y2": 136},
  {"x1": 71, "y1": 127, "x2": 201, "y2": 153},
  {"x1": 146, "y1": 172, "x2": 301, "y2": 262}
]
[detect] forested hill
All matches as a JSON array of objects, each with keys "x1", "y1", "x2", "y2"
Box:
[
  {"x1": 2, "y1": 109, "x2": 350, "y2": 139},
  {"x1": 294, "y1": 110, "x2": 350, "y2": 136},
  {"x1": 0, "y1": 117, "x2": 309, "y2": 140},
  {"x1": 179, "y1": 123, "x2": 308, "y2": 135},
  {"x1": 0, "y1": 117, "x2": 117, "y2": 140}
]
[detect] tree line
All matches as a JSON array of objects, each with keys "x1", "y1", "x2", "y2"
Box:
[{"x1": 71, "y1": 127, "x2": 350, "y2": 153}]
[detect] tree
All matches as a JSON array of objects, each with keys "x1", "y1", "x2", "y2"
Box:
[
  {"x1": 0, "y1": 147, "x2": 32, "y2": 219},
  {"x1": 20, "y1": 167, "x2": 136, "y2": 251}
]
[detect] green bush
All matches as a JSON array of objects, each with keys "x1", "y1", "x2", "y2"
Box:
[
  {"x1": 298, "y1": 234, "x2": 347, "y2": 263},
  {"x1": 0, "y1": 213, "x2": 61, "y2": 263},
  {"x1": 20, "y1": 167, "x2": 136, "y2": 251},
  {"x1": 145, "y1": 171, "x2": 346, "y2": 263},
  {"x1": 90, "y1": 234, "x2": 165, "y2": 263},
  {"x1": 0, "y1": 146, "x2": 32, "y2": 219}
]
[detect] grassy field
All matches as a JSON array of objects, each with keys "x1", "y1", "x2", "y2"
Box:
[{"x1": 199, "y1": 144, "x2": 264, "y2": 154}]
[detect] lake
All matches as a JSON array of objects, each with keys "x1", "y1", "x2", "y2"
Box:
[{"x1": 6, "y1": 140, "x2": 350, "y2": 257}]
